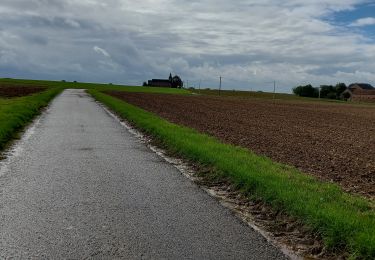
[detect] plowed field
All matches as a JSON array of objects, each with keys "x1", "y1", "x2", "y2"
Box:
[
  {"x1": 108, "y1": 91, "x2": 375, "y2": 198},
  {"x1": 0, "y1": 85, "x2": 46, "y2": 98}
]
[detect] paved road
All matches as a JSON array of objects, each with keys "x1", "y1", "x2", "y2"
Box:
[{"x1": 0, "y1": 89, "x2": 286, "y2": 259}]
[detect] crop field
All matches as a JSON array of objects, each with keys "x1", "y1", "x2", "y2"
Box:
[
  {"x1": 0, "y1": 84, "x2": 46, "y2": 98},
  {"x1": 193, "y1": 88, "x2": 311, "y2": 101},
  {"x1": 107, "y1": 91, "x2": 375, "y2": 199}
]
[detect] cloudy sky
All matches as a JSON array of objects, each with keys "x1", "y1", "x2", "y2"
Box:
[{"x1": 1, "y1": 0, "x2": 375, "y2": 92}]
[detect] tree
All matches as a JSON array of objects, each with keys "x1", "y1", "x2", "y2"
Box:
[
  {"x1": 293, "y1": 83, "x2": 348, "y2": 100},
  {"x1": 171, "y1": 75, "x2": 183, "y2": 88},
  {"x1": 326, "y1": 92, "x2": 337, "y2": 99},
  {"x1": 335, "y1": 83, "x2": 347, "y2": 96},
  {"x1": 143, "y1": 82, "x2": 148, "y2": 87},
  {"x1": 320, "y1": 85, "x2": 335, "y2": 98},
  {"x1": 342, "y1": 91, "x2": 351, "y2": 100},
  {"x1": 293, "y1": 84, "x2": 318, "y2": 97}
]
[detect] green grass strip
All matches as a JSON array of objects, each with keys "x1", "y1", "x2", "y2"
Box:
[
  {"x1": 89, "y1": 89, "x2": 375, "y2": 259},
  {"x1": 0, "y1": 88, "x2": 62, "y2": 150}
]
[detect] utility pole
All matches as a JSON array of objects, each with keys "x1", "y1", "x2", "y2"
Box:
[
  {"x1": 219, "y1": 76, "x2": 222, "y2": 96},
  {"x1": 187, "y1": 80, "x2": 189, "y2": 89},
  {"x1": 318, "y1": 86, "x2": 321, "y2": 100},
  {"x1": 199, "y1": 79, "x2": 201, "y2": 94},
  {"x1": 273, "y1": 80, "x2": 276, "y2": 100}
]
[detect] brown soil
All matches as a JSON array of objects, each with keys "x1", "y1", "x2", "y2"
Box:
[
  {"x1": 0, "y1": 85, "x2": 46, "y2": 98},
  {"x1": 107, "y1": 91, "x2": 375, "y2": 199}
]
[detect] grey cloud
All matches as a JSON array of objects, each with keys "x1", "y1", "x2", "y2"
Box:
[
  {"x1": 0, "y1": 14, "x2": 89, "y2": 30},
  {"x1": 22, "y1": 34, "x2": 49, "y2": 45},
  {"x1": 0, "y1": 0, "x2": 374, "y2": 91}
]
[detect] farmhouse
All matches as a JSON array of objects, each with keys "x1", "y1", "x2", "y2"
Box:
[
  {"x1": 147, "y1": 79, "x2": 172, "y2": 88},
  {"x1": 147, "y1": 73, "x2": 174, "y2": 88},
  {"x1": 341, "y1": 83, "x2": 375, "y2": 102},
  {"x1": 146, "y1": 73, "x2": 183, "y2": 88}
]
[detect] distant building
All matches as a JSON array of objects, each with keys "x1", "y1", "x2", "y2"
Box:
[
  {"x1": 341, "y1": 83, "x2": 375, "y2": 102},
  {"x1": 147, "y1": 79, "x2": 172, "y2": 88},
  {"x1": 146, "y1": 73, "x2": 183, "y2": 88}
]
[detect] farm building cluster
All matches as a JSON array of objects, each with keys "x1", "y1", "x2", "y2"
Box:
[{"x1": 341, "y1": 83, "x2": 375, "y2": 102}]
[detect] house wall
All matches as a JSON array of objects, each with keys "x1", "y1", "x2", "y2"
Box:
[
  {"x1": 148, "y1": 80, "x2": 172, "y2": 88},
  {"x1": 352, "y1": 94, "x2": 375, "y2": 102}
]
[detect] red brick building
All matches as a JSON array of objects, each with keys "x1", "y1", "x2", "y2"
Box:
[{"x1": 341, "y1": 83, "x2": 375, "y2": 102}]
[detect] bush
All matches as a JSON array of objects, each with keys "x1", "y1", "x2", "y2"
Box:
[
  {"x1": 326, "y1": 92, "x2": 337, "y2": 99},
  {"x1": 293, "y1": 84, "x2": 318, "y2": 97},
  {"x1": 320, "y1": 85, "x2": 335, "y2": 98},
  {"x1": 342, "y1": 92, "x2": 351, "y2": 100},
  {"x1": 335, "y1": 83, "x2": 347, "y2": 96}
]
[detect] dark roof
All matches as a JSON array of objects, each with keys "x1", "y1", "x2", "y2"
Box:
[
  {"x1": 151, "y1": 79, "x2": 170, "y2": 82},
  {"x1": 349, "y1": 83, "x2": 374, "y2": 90}
]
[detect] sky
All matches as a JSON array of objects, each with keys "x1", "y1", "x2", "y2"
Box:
[{"x1": 0, "y1": 0, "x2": 375, "y2": 92}]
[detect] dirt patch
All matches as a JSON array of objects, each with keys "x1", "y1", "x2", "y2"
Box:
[
  {"x1": 0, "y1": 84, "x2": 46, "y2": 98},
  {"x1": 194, "y1": 170, "x2": 346, "y2": 259},
  {"x1": 107, "y1": 91, "x2": 375, "y2": 199}
]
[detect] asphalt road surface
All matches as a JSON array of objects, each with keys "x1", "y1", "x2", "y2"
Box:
[{"x1": 0, "y1": 89, "x2": 287, "y2": 259}]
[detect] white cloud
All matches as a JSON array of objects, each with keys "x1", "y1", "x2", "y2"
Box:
[
  {"x1": 93, "y1": 46, "x2": 110, "y2": 58},
  {"x1": 64, "y1": 18, "x2": 80, "y2": 28},
  {"x1": 349, "y1": 17, "x2": 375, "y2": 27}
]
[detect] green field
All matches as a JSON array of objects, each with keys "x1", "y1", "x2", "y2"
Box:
[
  {"x1": 1, "y1": 78, "x2": 375, "y2": 259},
  {"x1": 0, "y1": 85, "x2": 62, "y2": 150}
]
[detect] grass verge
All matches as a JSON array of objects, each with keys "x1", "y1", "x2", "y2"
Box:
[
  {"x1": 0, "y1": 88, "x2": 62, "y2": 150},
  {"x1": 89, "y1": 89, "x2": 375, "y2": 259}
]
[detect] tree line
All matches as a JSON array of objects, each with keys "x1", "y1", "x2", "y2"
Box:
[{"x1": 293, "y1": 83, "x2": 348, "y2": 99}]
